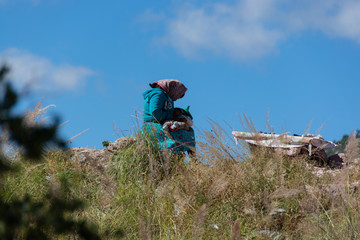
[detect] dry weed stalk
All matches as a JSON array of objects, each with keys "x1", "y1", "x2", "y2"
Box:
[
  {"x1": 231, "y1": 219, "x2": 241, "y2": 240},
  {"x1": 240, "y1": 113, "x2": 257, "y2": 133},
  {"x1": 207, "y1": 174, "x2": 229, "y2": 202},
  {"x1": 1, "y1": 98, "x2": 56, "y2": 157},
  {"x1": 197, "y1": 120, "x2": 244, "y2": 164},
  {"x1": 265, "y1": 107, "x2": 274, "y2": 133},
  {"x1": 158, "y1": 150, "x2": 172, "y2": 178},
  {"x1": 173, "y1": 164, "x2": 198, "y2": 211},
  {"x1": 66, "y1": 129, "x2": 89, "y2": 144},
  {"x1": 112, "y1": 120, "x2": 131, "y2": 138},
  {"x1": 138, "y1": 217, "x2": 151, "y2": 240},
  {"x1": 193, "y1": 204, "x2": 207, "y2": 239},
  {"x1": 344, "y1": 131, "x2": 360, "y2": 165},
  {"x1": 148, "y1": 151, "x2": 161, "y2": 183},
  {"x1": 172, "y1": 186, "x2": 187, "y2": 217},
  {"x1": 315, "y1": 120, "x2": 328, "y2": 136},
  {"x1": 24, "y1": 98, "x2": 56, "y2": 126},
  {"x1": 303, "y1": 119, "x2": 313, "y2": 136}
]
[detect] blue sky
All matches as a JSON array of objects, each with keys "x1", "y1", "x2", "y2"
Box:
[{"x1": 0, "y1": 0, "x2": 359, "y2": 149}]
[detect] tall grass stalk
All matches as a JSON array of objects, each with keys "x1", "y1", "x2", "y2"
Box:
[{"x1": 2, "y1": 116, "x2": 360, "y2": 239}]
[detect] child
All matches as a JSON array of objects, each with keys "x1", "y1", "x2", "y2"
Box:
[{"x1": 162, "y1": 106, "x2": 193, "y2": 132}]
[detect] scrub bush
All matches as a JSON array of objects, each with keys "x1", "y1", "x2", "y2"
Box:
[{"x1": 0, "y1": 66, "x2": 103, "y2": 239}]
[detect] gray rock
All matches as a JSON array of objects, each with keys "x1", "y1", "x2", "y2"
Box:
[
  {"x1": 68, "y1": 148, "x2": 111, "y2": 172},
  {"x1": 66, "y1": 137, "x2": 136, "y2": 171},
  {"x1": 106, "y1": 137, "x2": 136, "y2": 152}
]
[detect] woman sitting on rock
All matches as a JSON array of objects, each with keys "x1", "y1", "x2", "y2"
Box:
[{"x1": 142, "y1": 79, "x2": 195, "y2": 155}]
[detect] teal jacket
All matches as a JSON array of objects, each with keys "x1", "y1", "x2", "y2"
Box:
[{"x1": 143, "y1": 88, "x2": 174, "y2": 123}]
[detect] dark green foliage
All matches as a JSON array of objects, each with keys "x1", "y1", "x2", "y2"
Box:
[
  {"x1": 102, "y1": 140, "x2": 110, "y2": 148},
  {"x1": 326, "y1": 130, "x2": 360, "y2": 156},
  {"x1": 0, "y1": 194, "x2": 100, "y2": 240},
  {"x1": 0, "y1": 67, "x2": 65, "y2": 161},
  {"x1": 0, "y1": 66, "x2": 101, "y2": 239}
]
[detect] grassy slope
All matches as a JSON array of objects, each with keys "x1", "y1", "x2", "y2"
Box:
[{"x1": 1, "y1": 130, "x2": 360, "y2": 239}]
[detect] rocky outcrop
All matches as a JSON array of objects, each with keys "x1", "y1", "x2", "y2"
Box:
[
  {"x1": 67, "y1": 137, "x2": 136, "y2": 171},
  {"x1": 106, "y1": 137, "x2": 136, "y2": 152}
]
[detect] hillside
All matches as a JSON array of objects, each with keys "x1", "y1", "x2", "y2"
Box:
[{"x1": 2, "y1": 128, "x2": 360, "y2": 239}]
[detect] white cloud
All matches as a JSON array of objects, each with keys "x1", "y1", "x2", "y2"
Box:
[
  {"x1": 165, "y1": 4, "x2": 283, "y2": 59},
  {"x1": 0, "y1": 48, "x2": 95, "y2": 91},
  {"x1": 321, "y1": 1, "x2": 360, "y2": 42},
  {"x1": 156, "y1": 0, "x2": 360, "y2": 60}
]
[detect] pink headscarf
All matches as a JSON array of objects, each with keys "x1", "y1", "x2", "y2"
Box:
[{"x1": 150, "y1": 79, "x2": 187, "y2": 101}]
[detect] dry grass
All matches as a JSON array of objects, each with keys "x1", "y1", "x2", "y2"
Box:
[
  {"x1": 0, "y1": 99, "x2": 57, "y2": 159},
  {"x1": 1, "y1": 105, "x2": 360, "y2": 239},
  {"x1": 23, "y1": 98, "x2": 56, "y2": 126},
  {"x1": 345, "y1": 131, "x2": 360, "y2": 165}
]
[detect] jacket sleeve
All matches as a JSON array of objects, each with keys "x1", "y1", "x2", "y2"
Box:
[{"x1": 149, "y1": 92, "x2": 173, "y2": 122}]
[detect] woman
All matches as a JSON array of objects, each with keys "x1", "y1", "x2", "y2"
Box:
[{"x1": 142, "y1": 79, "x2": 195, "y2": 154}]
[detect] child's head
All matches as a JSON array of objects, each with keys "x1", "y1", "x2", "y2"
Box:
[{"x1": 173, "y1": 106, "x2": 193, "y2": 126}]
